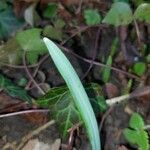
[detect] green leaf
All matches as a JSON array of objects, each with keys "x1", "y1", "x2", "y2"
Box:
[
  {"x1": 43, "y1": 37, "x2": 101, "y2": 150},
  {"x1": 16, "y1": 28, "x2": 47, "y2": 52},
  {"x1": 26, "y1": 51, "x2": 39, "y2": 64},
  {"x1": 84, "y1": 9, "x2": 101, "y2": 25},
  {"x1": 16, "y1": 28, "x2": 48, "y2": 64},
  {"x1": 52, "y1": 92, "x2": 81, "y2": 138},
  {"x1": 91, "y1": 96, "x2": 108, "y2": 113},
  {"x1": 102, "y1": 55, "x2": 112, "y2": 83},
  {"x1": 36, "y1": 83, "x2": 107, "y2": 137},
  {"x1": 43, "y1": 25, "x2": 63, "y2": 41},
  {"x1": 124, "y1": 128, "x2": 140, "y2": 145},
  {"x1": 43, "y1": 3, "x2": 58, "y2": 19},
  {"x1": 133, "y1": 62, "x2": 146, "y2": 76},
  {"x1": 124, "y1": 129, "x2": 149, "y2": 150},
  {"x1": 0, "y1": 74, "x2": 32, "y2": 103},
  {"x1": 129, "y1": 113, "x2": 145, "y2": 130},
  {"x1": 102, "y1": 2, "x2": 133, "y2": 26},
  {"x1": 134, "y1": 3, "x2": 150, "y2": 23},
  {"x1": 0, "y1": 7, "x2": 24, "y2": 39}
]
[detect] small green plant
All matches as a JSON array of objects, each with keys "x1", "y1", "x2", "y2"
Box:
[
  {"x1": 84, "y1": 9, "x2": 101, "y2": 25},
  {"x1": 102, "y1": 2, "x2": 133, "y2": 26},
  {"x1": 132, "y1": 62, "x2": 146, "y2": 76},
  {"x1": 123, "y1": 113, "x2": 150, "y2": 150},
  {"x1": 43, "y1": 37, "x2": 101, "y2": 150},
  {"x1": 101, "y1": 38, "x2": 118, "y2": 83},
  {"x1": 0, "y1": 74, "x2": 31, "y2": 103}
]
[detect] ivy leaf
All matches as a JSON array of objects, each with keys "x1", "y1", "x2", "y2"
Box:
[
  {"x1": 84, "y1": 9, "x2": 101, "y2": 25},
  {"x1": 16, "y1": 28, "x2": 48, "y2": 64},
  {"x1": 0, "y1": 74, "x2": 32, "y2": 103},
  {"x1": 134, "y1": 3, "x2": 150, "y2": 23},
  {"x1": 43, "y1": 19, "x2": 65, "y2": 41},
  {"x1": 102, "y1": 2, "x2": 133, "y2": 26},
  {"x1": 36, "y1": 83, "x2": 107, "y2": 137},
  {"x1": 43, "y1": 25, "x2": 63, "y2": 41},
  {"x1": 133, "y1": 62, "x2": 146, "y2": 76},
  {"x1": 52, "y1": 92, "x2": 81, "y2": 138},
  {"x1": 26, "y1": 51, "x2": 39, "y2": 64},
  {"x1": 16, "y1": 28, "x2": 47, "y2": 52},
  {"x1": 129, "y1": 113, "x2": 145, "y2": 130},
  {"x1": 0, "y1": 7, "x2": 24, "y2": 39}
]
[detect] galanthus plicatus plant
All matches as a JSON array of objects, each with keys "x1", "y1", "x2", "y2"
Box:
[{"x1": 43, "y1": 37, "x2": 101, "y2": 150}]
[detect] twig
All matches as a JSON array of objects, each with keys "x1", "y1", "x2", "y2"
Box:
[
  {"x1": 25, "y1": 54, "x2": 49, "y2": 89},
  {"x1": 99, "y1": 106, "x2": 114, "y2": 131},
  {"x1": 16, "y1": 120, "x2": 55, "y2": 150},
  {"x1": 0, "y1": 62, "x2": 38, "y2": 69},
  {"x1": 22, "y1": 51, "x2": 45, "y2": 95},
  {"x1": 106, "y1": 94, "x2": 130, "y2": 106},
  {"x1": 0, "y1": 109, "x2": 49, "y2": 118},
  {"x1": 58, "y1": 45, "x2": 140, "y2": 81},
  {"x1": 106, "y1": 86, "x2": 150, "y2": 106},
  {"x1": 61, "y1": 26, "x2": 89, "y2": 45},
  {"x1": 76, "y1": 0, "x2": 83, "y2": 14},
  {"x1": 61, "y1": 25, "x2": 107, "y2": 46},
  {"x1": 82, "y1": 27, "x2": 101, "y2": 80},
  {"x1": 67, "y1": 122, "x2": 82, "y2": 150},
  {"x1": 133, "y1": 18, "x2": 141, "y2": 46}
]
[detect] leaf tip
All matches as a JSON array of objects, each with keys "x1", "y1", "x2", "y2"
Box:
[{"x1": 43, "y1": 37, "x2": 49, "y2": 43}]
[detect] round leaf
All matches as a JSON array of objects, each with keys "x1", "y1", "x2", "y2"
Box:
[
  {"x1": 134, "y1": 3, "x2": 150, "y2": 23},
  {"x1": 102, "y1": 2, "x2": 133, "y2": 26},
  {"x1": 133, "y1": 62, "x2": 146, "y2": 76}
]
